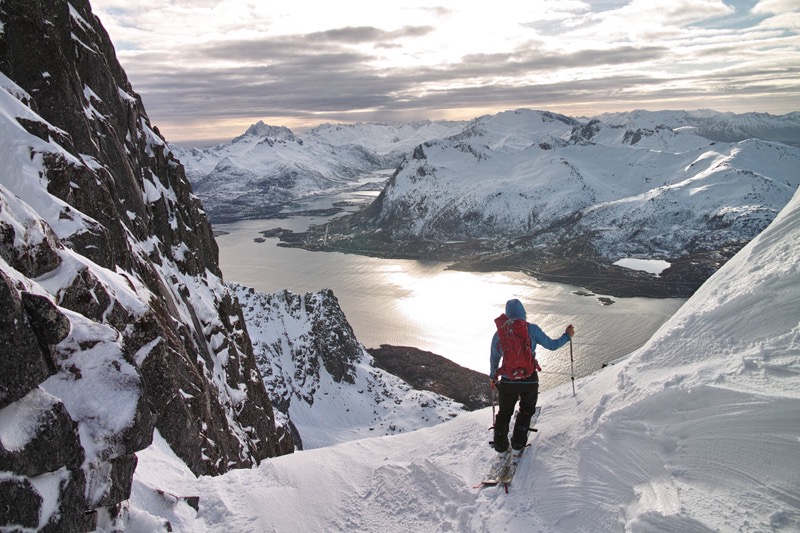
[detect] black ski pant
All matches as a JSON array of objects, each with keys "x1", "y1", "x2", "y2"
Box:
[{"x1": 494, "y1": 377, "x2": 538, "y2": 452}]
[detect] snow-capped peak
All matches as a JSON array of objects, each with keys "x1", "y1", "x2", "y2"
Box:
[{"x1": 232, "y1": 120, "x2": 295, "y2": 143}]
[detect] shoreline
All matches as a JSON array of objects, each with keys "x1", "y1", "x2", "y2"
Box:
[
  {"x1": 275, "y1": 230, "x2": 716, "y2": 299},
  {"x1": 213, "y1": 201, "x2": 739, "y2": 300}
]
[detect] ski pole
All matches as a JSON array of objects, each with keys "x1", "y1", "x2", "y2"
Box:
[
  {"x1": 569, "y1": 329, "x2": 576, "y2": 396},
  {"x1": 491, "y1": 381, "x2": 496, "y2": 427}
]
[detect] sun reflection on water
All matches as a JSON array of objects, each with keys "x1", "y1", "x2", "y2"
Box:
[{"x1": 215, "y1": 217, "x2": 686, "y2": 390}]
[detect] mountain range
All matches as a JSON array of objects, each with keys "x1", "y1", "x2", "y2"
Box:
[
  {"x1": 174, "y1": 109, "x2": 800, "y2": 224},
  {"x1": 176, "y1": 109, "x2": 800, "y2": 297},
  {"x1": 311, "y1": 110, "x2": 800, "y2": 297},
  {"x1": 171, "y1": 120, "x2": 465, "y2": 222}
]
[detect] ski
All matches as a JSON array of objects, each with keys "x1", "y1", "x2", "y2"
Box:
[
  {"x1": 474, "y1": 406, "x2": 541, "y2": 490},
  {"x1": 474, "y1": 450, "x2": 512, "y2": 487},
  {"x1": 497, "y1": 442, "x2": 530, "y2": 484}
]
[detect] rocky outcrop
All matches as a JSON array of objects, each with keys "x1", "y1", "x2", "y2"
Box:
[
  {"x1": 367, "y1": 345, "x2": 491, "y2": 411},
  {"x1": 0, "y1": 0, "x2": 291, "y2": 530},
  {"x1": 233, "y1": 285, "x2": 466, "y2": 450},
  {"x1": 239, "y1": 288, "x2": 367, "y2": 449}
]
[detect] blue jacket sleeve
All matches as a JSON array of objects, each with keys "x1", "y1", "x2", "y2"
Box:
[
  {"x1": 529, "y1": 323, "x2": 570, "y2": 352},
  {"x1": 489, "y1": 332, "x2": 501, "y2": 378}
]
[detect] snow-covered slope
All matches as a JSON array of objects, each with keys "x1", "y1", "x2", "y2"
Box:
[
  {"x1": 232, "y1": 285, "x2": 465, "y2": 450},
  {"x1": 597, "y1": 109, "x2": 800, "y2": 147},
  {"x1": 306, "y1": 120, "x2": 467, "y2": 156},
  {"x1": 127, "y1": 180, "x2": 800, "y2": 532}
]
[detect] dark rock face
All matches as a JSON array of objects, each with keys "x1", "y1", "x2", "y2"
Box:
[
  {"x1": 0, "y1": 271, "x2": 58, "y2": 408},
  {"x1": 568, "y1": 119, "x2": 602, "y2": 144},
  {"x1": 367, "y1": 345, "x2": 491, "y2": 410},
  {"x1": 0, "y1": 0, "x2": 292, "y2": 529},
  {"x1": 0, "y1": 389, "x2": 84, "y2": 477},
  {"x1": 0, "y1": 471, "x2": 93, "y2": 532},
  {"x1": 306, "y1": 288, "x2": 363, "y2": 384},
  {"x1": 0, "y1": 478, "x2": 40, "y2": 530}
]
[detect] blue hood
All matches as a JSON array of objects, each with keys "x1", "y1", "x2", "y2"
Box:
[{"x1": 505, "y1": 299, "x2": 527, "y2": 320}]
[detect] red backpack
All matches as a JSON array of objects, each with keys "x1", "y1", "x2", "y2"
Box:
[{"x1": 494, "y1": 314, "x2": 540, "y2": 380}]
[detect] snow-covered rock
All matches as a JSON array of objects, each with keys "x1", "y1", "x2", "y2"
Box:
[
  {"x1": 597, "y1": 108, "x2": 800, "y2": 146},
  {"x1": 232, "y1": 285, "x2": 465, "y2": 450},
  {"x1": 0, "y1": 1, "x2": 288, "y2": 528}
]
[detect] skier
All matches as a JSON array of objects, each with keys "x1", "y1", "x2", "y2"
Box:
[{"x1": 489, "y1": 298, "x2": 574, "y2": 453}]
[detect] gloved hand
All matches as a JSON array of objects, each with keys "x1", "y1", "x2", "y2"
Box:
[{"x1": 566, "y1": 324, "x2": 575, "y2": 337}]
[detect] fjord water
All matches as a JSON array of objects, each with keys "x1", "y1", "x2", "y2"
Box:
[{"x1": 214, "y1": 184, "x2": 685, "y2": 391}]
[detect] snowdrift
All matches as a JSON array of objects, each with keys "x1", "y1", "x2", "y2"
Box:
[{"x1": 129, "y1": 186, "x2": 800, "y2": 531}]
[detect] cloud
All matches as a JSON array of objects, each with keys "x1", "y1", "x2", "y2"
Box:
[
  {"x1": 753, "y1": 0, "x2": 800, "y2": 15},
  {"x1": 306, "y1": 25, "x2": 436, "y2": 44},
  {"x1": 90, "y1": 0, "x2": 799, "y2": 144},
  {"x1": 461, "y1": 44, "x2": 668, "y2": 72}
]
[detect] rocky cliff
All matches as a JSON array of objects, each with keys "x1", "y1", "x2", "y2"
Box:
[
  {"x1": 232, "y1": 285, "x2": 467, "y2": 450},
  {"x1": 0, "y1": 1, "x2": 290, "y2": 530}
]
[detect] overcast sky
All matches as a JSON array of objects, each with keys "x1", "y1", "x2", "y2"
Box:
[{"x1": 91, "y1": 0, "x2": 800, "y2": 145}]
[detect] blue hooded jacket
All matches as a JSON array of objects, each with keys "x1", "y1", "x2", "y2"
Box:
[{"x1": 489, "y1": 299, "x2": 571, "y2": 380}]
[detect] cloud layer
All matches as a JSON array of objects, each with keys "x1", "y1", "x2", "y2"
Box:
[{"x1": 92, "y1": 0, "x2": 800, "y2": 144}]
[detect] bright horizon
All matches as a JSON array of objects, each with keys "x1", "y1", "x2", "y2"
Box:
[{"x1": 91, "y1": 0, "x2": 800, "y2": 146}]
